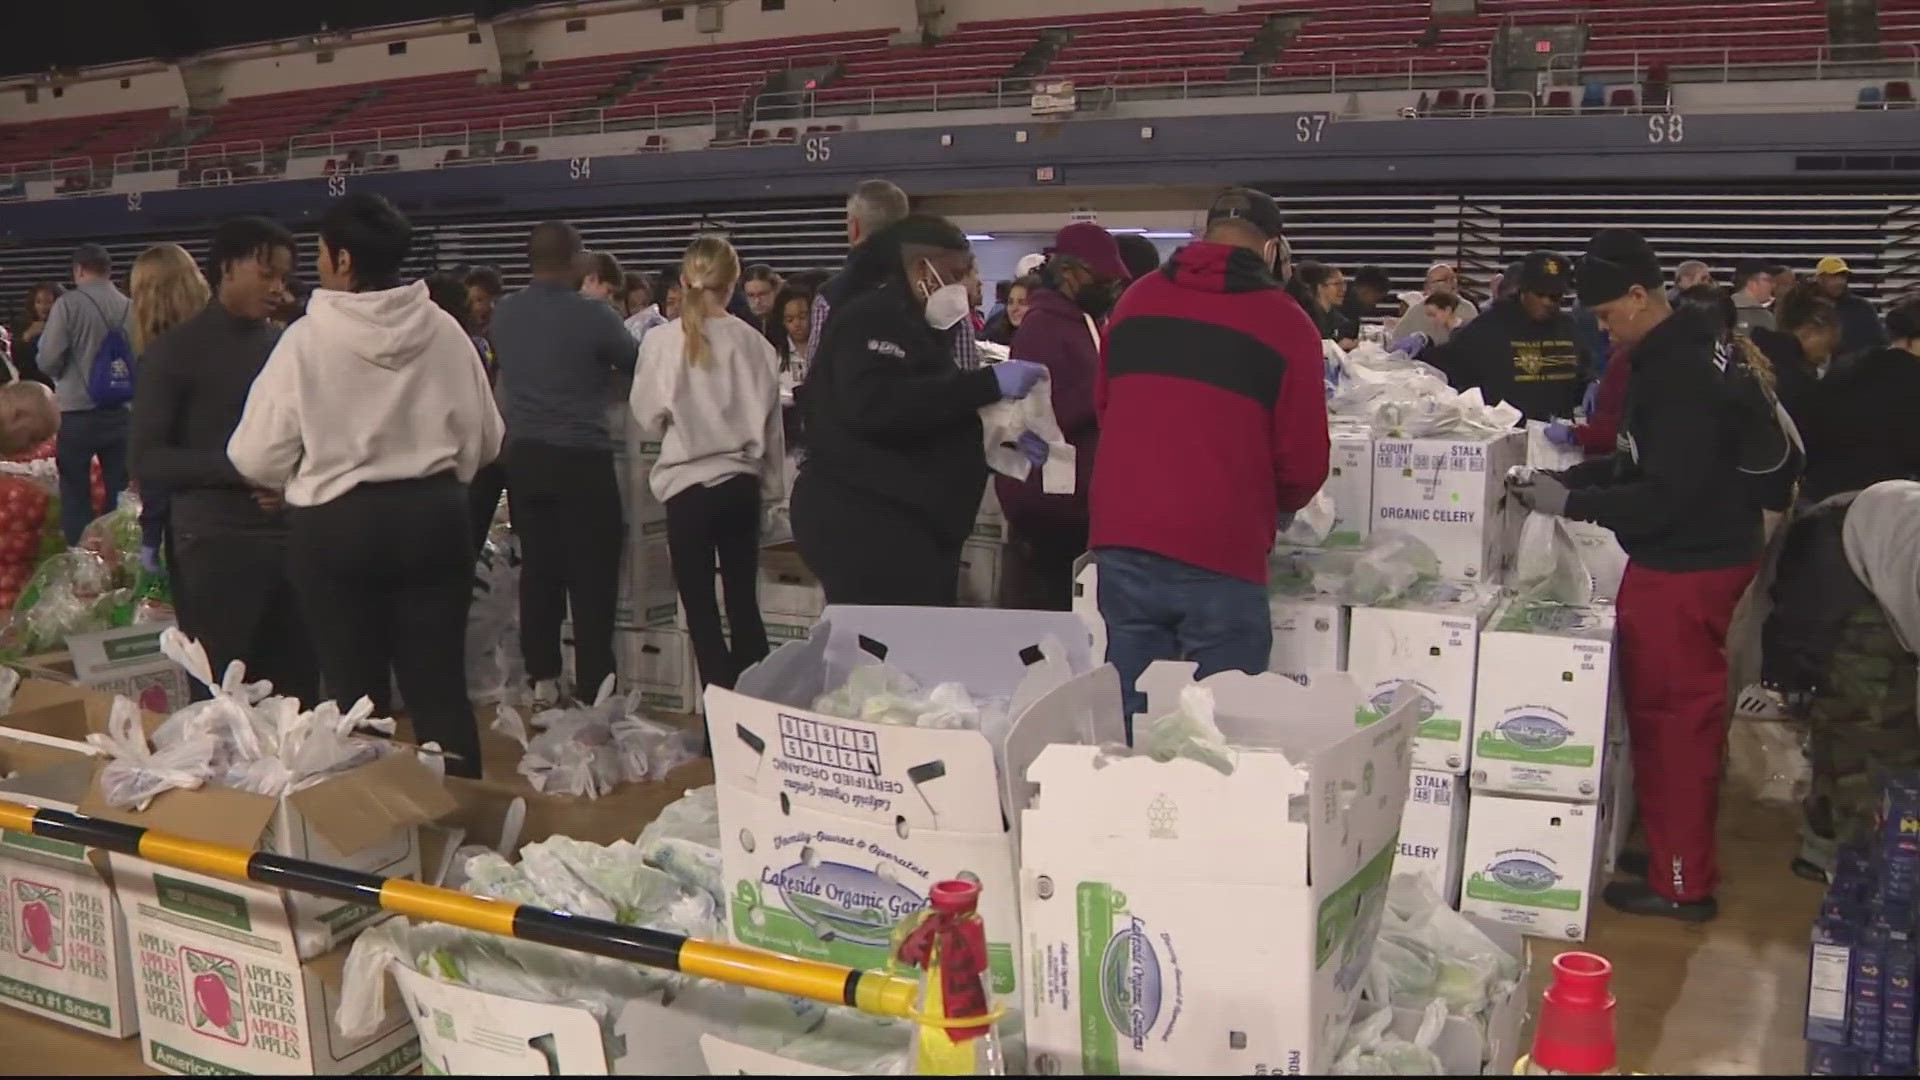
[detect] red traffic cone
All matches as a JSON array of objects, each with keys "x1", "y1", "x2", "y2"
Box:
[{"x1": 1529, "y1": 951, "x2": 1618, "y2": 1075}]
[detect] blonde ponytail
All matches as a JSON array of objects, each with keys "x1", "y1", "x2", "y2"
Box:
[{"x1": 678, "y1": 234, "x2": 742, "y2": 368}]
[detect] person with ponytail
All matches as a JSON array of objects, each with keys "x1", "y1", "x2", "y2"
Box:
[
  {"x1": 126, "y1": 243, "x2": 211, "y2": 575},
  {"x1": 631, "y1": 236, "x2": 784, "y2": 692},
  {"x1": 792, "y1": 213, "x2": 1046, "y2": 605}
]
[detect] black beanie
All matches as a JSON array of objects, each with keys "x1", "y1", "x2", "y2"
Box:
[{"x1": 1577, "y1": 228, "x2": 1663, "y2": 307}]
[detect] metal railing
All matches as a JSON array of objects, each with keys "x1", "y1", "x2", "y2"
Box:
[
  {"x1": 114, "y1": 139, "x2": 266, "y2": 176},
  {"x1": 0, "y1": 155, "x2": 94, "y2": 188},
  {"x1": 284, "y1": 99, "x2": 729, "y2": 157},
  {"x1": 1546, "y1": 42, "x2": 1920, "y2": 85}
]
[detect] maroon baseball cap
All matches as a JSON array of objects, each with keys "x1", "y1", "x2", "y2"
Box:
[{"x1": 1046, "y1": 223, "x2": 1129, "y2": 280}]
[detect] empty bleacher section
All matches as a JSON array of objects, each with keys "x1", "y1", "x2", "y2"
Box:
[
  {"x1": 1258, "y1": 1, "x2": 1497, "y2": 82},
  {"x1": 1487, "y1": 0, "x2": 1833, "y2": 76},
  {"x1": 0, "y1": 108, "x2": 171, "y2": 184}
]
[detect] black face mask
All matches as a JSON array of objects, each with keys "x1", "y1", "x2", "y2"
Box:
[{"x1": 1074, "y1": 282, "x2": 1117, "y2": 320}]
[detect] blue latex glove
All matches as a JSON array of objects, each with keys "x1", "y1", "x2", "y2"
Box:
[
  {"x1": 1544, "y1": 421, "x2": 1578, "y2": 447},
  {"x1": 1389, "y1": 332, "x2": 1430, "y2": 357},
  {"x1": 1581, "y1": 380, "x2": 1599, "y2": 418},
  {"x1": 992, "y1": 360, "x2": 1048, "y2": 400},
  {"x1": 139, "y1": 544, "x2": 162, "y2": 575},
  {"x1": 1016, "y1": 431, "x2": 1049, "y2": 468}
]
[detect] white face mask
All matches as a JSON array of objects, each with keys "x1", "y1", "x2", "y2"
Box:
[{"x1": 919, "y1": 260, "x2": 972, "y2": 331}]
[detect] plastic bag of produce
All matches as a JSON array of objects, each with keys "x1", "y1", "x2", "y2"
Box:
[
  {"x1": 88, "y1": 695, "x2": 221, "y2": 810},
  {"x1": 78, "y1": 490, "x2": 143, "y2": 588},
  {"x1": 1342, "y1": 532, "x2": 1442, "y2": 606},
  {"x1": 9, "y1": 549, "x2": 115, "y2": 653},
  {"x1": 1141, "y1": 684, "x2": 1236, "y2": 775}
]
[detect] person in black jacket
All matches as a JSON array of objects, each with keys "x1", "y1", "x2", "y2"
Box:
[
  {"x1": 1759, "y1": 488, "x2": 1920, "y2": 882},
  {"x1": 128, "y1": 216, "x2": 318, "y2": 705},
  {"x1": 1749, "y1": 283, "x2": 1839, "y2": 425},
  {"x1": 1796, "y1": 297, "x2": 1920, "y2": 504},
  {"x1": 790, "y1": 215, "x2": 1046, "y2": 606},
  {"x1": 1507, "y1": 228, "x2": 1761, "y2": 924},
  {"x1": 1286, "y1": 261, "x2": 1355, "y2": 347},
  {"x1": 1814, "y1": 255, "x2": 1888, "y2": 360},
  {"x1": 1429, "y1": 250, "x2": 1586, "y2": 422}
]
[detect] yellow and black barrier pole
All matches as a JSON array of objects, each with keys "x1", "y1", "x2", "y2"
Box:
[{"x1": 0, "y1": 797, "x2": 921, "y2": 1020}]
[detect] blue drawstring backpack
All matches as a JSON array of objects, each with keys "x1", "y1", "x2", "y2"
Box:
[{"x1": 77, "y1": 292, "x2": 135, "y2": 407}]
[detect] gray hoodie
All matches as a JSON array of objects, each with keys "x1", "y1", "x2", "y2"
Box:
[{"x1": 37, "y1": 279, "x2": 132, "y2": 411}]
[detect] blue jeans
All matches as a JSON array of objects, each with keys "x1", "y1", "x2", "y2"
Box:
[
  {"x1": 1096, "y1": 547, "x2": 1272, "y2": 732},
  {"x1": 56, "y1": 407, "x2": 129, "y2": 545}
]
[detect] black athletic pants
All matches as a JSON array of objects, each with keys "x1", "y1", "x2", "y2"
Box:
[
  {"x1": 790, "y1": 472, "x2": 964, "y2": 607},
  {"x1": 170, "y1": 529, "x2": 319, "y2": 707},
  {"x1": 287, "y1": 474, "x2": 481, "y2": 779},
  {"x1": 507, "y1": 440, "x2": 623, "y2": 698},
  {"x1": 666, "y1": 474, "x2": 768, "y2": 691}
]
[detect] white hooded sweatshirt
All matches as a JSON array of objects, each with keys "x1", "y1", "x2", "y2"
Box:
[{"x1": 229, "y1": 280, "x2": 504, "y2": 507}]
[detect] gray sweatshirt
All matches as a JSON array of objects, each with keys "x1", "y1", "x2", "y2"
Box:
[
  {"x1": 37, "y1": 279, "x2": 132, "y2": 412},
  {"x1": 489, "y1": 282, "x2": 639, "y2": 449},
  {"x1": 630, "y1": 314, "x2": 786, "y2": 503}
]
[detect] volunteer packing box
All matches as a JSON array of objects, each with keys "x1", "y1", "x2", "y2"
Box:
[
  {"x1": 617, "y1": 626, "x2": 700, "y2": 714},
  {"x1": 1019, "y1": 663, "x2": 1418, "y2": 1075},
  {"x1": 1371, "y1": 430, "x2": 1525, "y2": 583},
  {"x1": 1470, "y1": 600, "x2": 1616, "y2": 801},
  {"x1": 707, "y1": 606, "x2": 1107, "y2": 1003},
  {"x1": 82, "y1": 752, "x2": 454, "y2": 963},
  {"x1": 1347, "y1": 580, "x2": 1500, "y2": 773},
  {"x1": 1325, "y1": 423, "x2": 1374, "y2": 547},
  {"x1": 0, "y1": 707, "x2": 138, "y2": 1037},
  {"x1": 1401, "y1": 769, "x2": 1470, "y2": 907},
  {"x1": 1459, "y1": 791, "x2": 1610, "y2": 942}
]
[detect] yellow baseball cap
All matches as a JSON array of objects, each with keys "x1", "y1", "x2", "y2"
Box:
[{"x1": 1815, "y1": 256, "x2": 1852, "y2": 276}]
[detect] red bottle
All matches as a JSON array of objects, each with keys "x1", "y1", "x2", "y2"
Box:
[{"x1": 1528, "y1": 951, "x2": 1619, "y2": 1075}]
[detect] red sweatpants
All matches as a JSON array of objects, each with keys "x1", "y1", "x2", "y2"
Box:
[{"x1": 1616, "y1": 559, "x2": 1758, "y2": 903}]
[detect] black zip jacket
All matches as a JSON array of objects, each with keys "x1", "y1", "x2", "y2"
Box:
[
  {"x1": 795, "y1": 279, "x2": 1001, "y2": 546},
  {"x1": 1559, "y1": 306, "x2": 1762, "y2": 571},
  {"x1": 128, "y1": 303, "x2": 287, "y2": 537},
  {"x1": 1795, "y1": 345, "x2": 1920, "y2": 504},
  {"x1": 1430, "y1": 299, "x2": 1586, "y2": 422},
  {"x1": 1762, "y1": 492, "x2": 1870, "y2": 694}
]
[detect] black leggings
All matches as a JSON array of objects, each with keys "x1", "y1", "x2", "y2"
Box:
[
  {"x1": 790, "y1": 473, "x2": 964, "y2": 607},
  {"x1": 666, "y1": 474, "x2": 768, "y2": 691},
  {"x1": 468, "y1": 460, "x2": 508, "y2": 549},
  {"x1": 287, "y1": 475, "x2": 480, "y2": 778},
  {"x1": 507, "y1": 440, "x2": 624, "y2": 698}
]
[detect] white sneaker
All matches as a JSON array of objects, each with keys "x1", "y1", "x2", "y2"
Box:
[{"x1": 1734, "y1": 683, "x2": 1789, "y2": 721}]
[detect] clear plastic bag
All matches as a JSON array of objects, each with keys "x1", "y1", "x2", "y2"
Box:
[
  {"x1": 511, "y1": 684, "x2": 691, "y2": 798},
  {"x1": 10, "y1": 549, "x2": 116, "y2": 652},
  {"x1": 1141, "y1": 684, "x2": 1236, "y2": 775},
  {"x1": 813, "y1": 663, "x2": 991, "y2": 731},
  {"x1": 1334, "y1": 1000, "x2": 1448, "y2": 1075},
  {"x1": 78, "y1": 490, "x2": 144, "y2": 589},
  {"x1": 88, "y1": 695, "x2": 220, "y2": 810},
  {"x1": 1343, "y1": 532, "x2": 1442, "y2": 606}
]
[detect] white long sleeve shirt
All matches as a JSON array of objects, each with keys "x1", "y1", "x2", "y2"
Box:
[
  {"x1": 630, "y1": 313, "x2": 785, "y2": 504},
  {"x1": 229, "y1": 280, "x2": 504, "y2": 507}
]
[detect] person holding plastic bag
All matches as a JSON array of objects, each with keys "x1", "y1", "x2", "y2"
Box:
[
  {"x1": 1761, "y1": 483, "x2": 1920, "y2": 882},
  {"x1": 130, "y1": 220, "x2": 320, "y2": 706},
  {"x1": 792, "y1": 215, "x2": 1046, "y2": 606},
  {"x1": 1505, "y1": 229, "x2": 1762, "y2": 923},
  {"x1": 993, "y1": 223, "x2": 1125, "y2": 611},
  {"x1": 229, "y1": 193, "x2": 503, "y2": 777},
  {"x1": 1089, "y1": 188, "x2": 1329, "y2": 723},
  {"x1": 632, "y1": 235, "x2": 784, "y2": 694}
]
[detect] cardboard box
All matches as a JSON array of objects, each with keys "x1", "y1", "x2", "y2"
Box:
[
  {"x1": 41, "y1": 624, "x2": 191, "y2": 714},
  {"x1": 1269, "y1": 596, "x2": 1348, "y2": 680},
  {"x1": 1325, "y1": 424, "x2": 1374, "y2": 548},
  {"x1": 1469, "y1": 600, "x2": 1615, "y2": 801},
  {"x1": 0, "y1": 709, "x2": 138, "y2": 1037},
  {"x1": 957, "y1": 539, "x2": 1005, "y2": 608},
  {"x1": 618, "y1": 626, "x2": 701, "y2": 715},
  {"x1": 113, "y1": 858, "x2": 420, "y2": 1075},
  {"x1": 1400, "y1": 769, "x2": 1470, "y2": 907},
  {"x1": 1371, "y1": 431, "x2": 1525, "y2": 583},
  {"x1": 391, "y1": 966, "x2": 744, "y2": 1075},
  {"x1": 707, "y1": 606, "x2": 1106, "y2": 1000},
  {"x1": 1347, "y1": 580, "x2": 1500, "y2": 773},
  {"x1": 617, "y1": 524, "x2": 677, "y2": 629},
  {"x1": 1459, "y1": 792, "x2": 1608, "y2": 942},
  {"x1": 1018, "y1": 664, "x2": 1416, "y2": 1075},
  {"x1": 80, "y1": 752, "x2": 454, "y2": 961},
  {"x1": 1071, "y1": 555, "x2": 1102, "y2": 664}
]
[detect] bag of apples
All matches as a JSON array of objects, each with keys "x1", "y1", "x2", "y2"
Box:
[{"x1": 0, "y1": 473, "x2": 54, "y2": 612}]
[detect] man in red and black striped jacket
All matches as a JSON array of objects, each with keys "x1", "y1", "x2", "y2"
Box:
[{"x1": 1089, "y1": 187, "x2": 1330, "y2": 723}]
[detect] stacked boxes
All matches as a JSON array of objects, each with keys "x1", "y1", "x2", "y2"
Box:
[
  {"x1": 1323, "y1": 423, "x2": 1374, "y2": 548},
  {"x1": 1266, "y1": 549, "x2": 1353, "y2": 681},
  {"x1": 1804, "y1": 777, "x2": 1920, "y2": 1075},
  {"x1": 1347, "y1": 580, "x2": 1501, "y2": 773},
  {"x1": 1400, "y1": 769, "x2": 1471, "y2": 907},
  {"x1": 1459, "y1": 598, "x2": 1622, "y2": 942}
]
